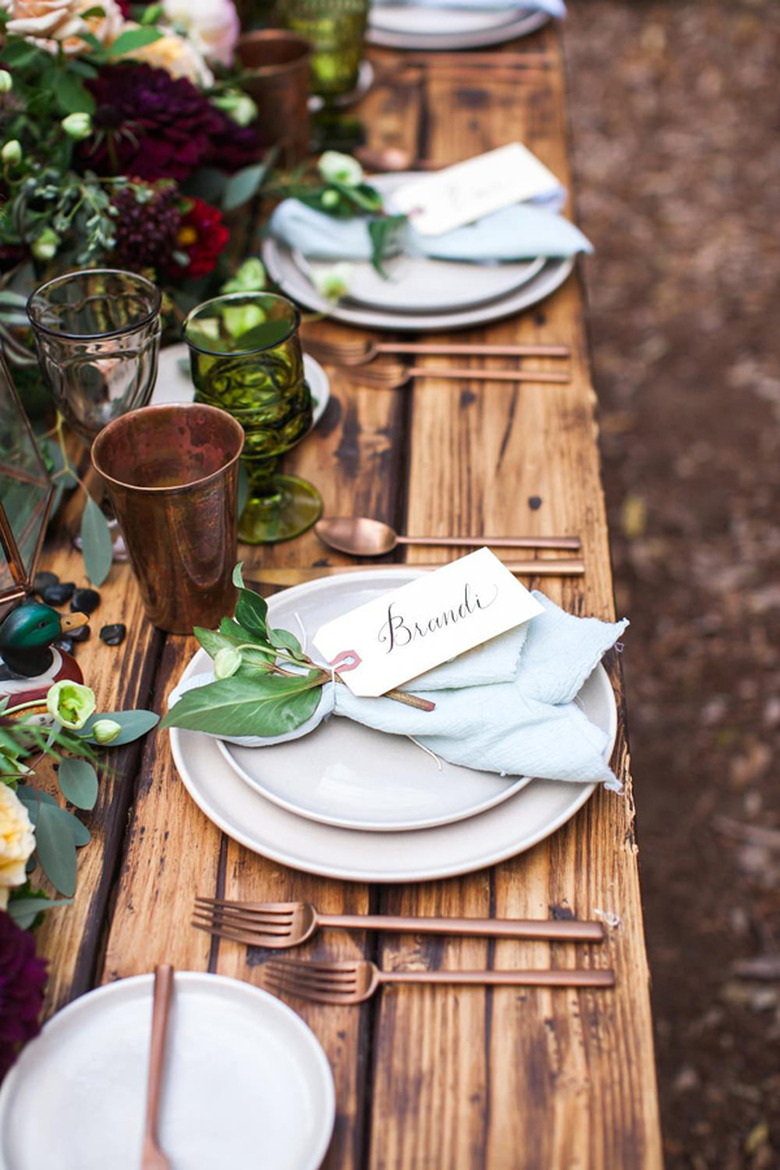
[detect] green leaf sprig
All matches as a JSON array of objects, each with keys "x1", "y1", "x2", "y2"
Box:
[{"x1": 160, "y1": 565, "x2": 330, "y2": 739}]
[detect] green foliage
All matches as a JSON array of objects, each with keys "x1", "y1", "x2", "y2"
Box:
[
  {"x1": 80, "y1": 494, "x2": 113, "y2": 586},
  {"x1": 222, "y1": 161, "x2": 269, "y2": 212},
  {"x1": 161, "y1": 563, "x2": 329, "y2": 738},
  {"x1": 1, "y1": 690, "x2": 158, "y2": 909}
]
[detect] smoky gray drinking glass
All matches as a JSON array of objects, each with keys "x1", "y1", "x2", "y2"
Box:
[{"x1": 27, "y1": 269, "x2": 162, "y2": 442}]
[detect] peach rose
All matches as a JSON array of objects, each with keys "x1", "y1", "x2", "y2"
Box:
[
  {"x1": 3, "y1": 0, "x2": 124, "y2": 57},
  {"x1": 117, "y1": 22, "x2": 214, "y2": 85},
  {"x1": 0, "y1": 784, "x2": 35, "y2": 911}
]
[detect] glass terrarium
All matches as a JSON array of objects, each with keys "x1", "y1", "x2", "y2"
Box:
[{"x1": 0, "y1": 350, "x2": 54, "y2": 622}]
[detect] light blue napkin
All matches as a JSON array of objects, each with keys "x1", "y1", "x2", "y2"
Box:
[
  {"x1": 269, "y1": 199, "x2": 591, "y2": 264},
  {"x1": 372, "y1": 0, "x2": 565, "y2": 15},
  {"x1": 170, "y1": 593, "x2": 628, "y2": 790}
]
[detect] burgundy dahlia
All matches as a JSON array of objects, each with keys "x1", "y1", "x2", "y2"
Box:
[
  {"x1": 0, "y1": 911, "x2": 48, "y2": 1082},
  {"x1": 111, "y1": 181, "x2": 181, "y2": 273},
  {"x1": 167, "y1": 198, "x2": 229, "y2": 280},
  {"x1": 83, "y1": 63, "x2": 226, "y2": 183}
]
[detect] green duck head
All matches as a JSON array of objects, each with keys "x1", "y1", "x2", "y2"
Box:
[{"x1": 0, "y1": 600, "x2": 88, "y2": 652}]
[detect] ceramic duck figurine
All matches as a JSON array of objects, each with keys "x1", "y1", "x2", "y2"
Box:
[{"x1": 0, "y1": 600, "x2": 88, "y2": 707}]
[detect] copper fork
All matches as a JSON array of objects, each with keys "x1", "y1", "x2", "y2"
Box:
[
  {"x1": 303, "y1": 336, "x2": 570, "y2": 367},
  {"x1": 141, "y1": 964, "x2": 174, "y2": 1170},
  {"x1": 192, "y1": 898, "x2": 605, "y2": 948},
  {"x1": 262, "y1": 958, "x2": 615, "y2": 1004},
  {"x1": 335, "y1": 362, "x2": 569, "y2": 389}
]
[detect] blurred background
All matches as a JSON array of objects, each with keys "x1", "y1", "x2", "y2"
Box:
[{"x1": 565, "y1": 2, "x2": 779, "y2": 1166}]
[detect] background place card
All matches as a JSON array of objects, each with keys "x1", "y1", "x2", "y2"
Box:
[
  {"x1": 312, "y1": 548, "x2": 544, "y2": 698},
  {"x1": 389, "y1": 142, "x2": 564, "y2": 236}
]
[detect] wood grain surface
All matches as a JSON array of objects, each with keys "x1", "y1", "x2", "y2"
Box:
[{"x1": 31, "y1": 22, "x2": 663, "y2": 1170}]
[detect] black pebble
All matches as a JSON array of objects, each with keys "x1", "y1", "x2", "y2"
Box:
[
  {"x1": 69, "y1": 624, "x2": 91, "y2": 643},
  {"x1": 34, "y1": 571, "x2": 59, "y2": 594},
  {"x1": 54, "y1": 636, "x2": 74, "y2": 655},
  {"x1": 528, "y1": 496, "x2": 543, "y2": 511},
  {"x1": 42, "y1": 582, "x2": 75, "y2": 606},
  {"x1": 100, "y1": 623, "x2": 126, "y2": 646},
  {"x1": 71, "y1": 588, "x2": 101, "y2": 615}
]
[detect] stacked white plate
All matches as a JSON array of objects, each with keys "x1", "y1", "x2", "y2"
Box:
[
  {"x1": 367, "y1": 3, "x2": 551, "y2": 51},
  {"x1": 170, "y1": 570, "x2": 617, "y2": 883},
  {"x1": 263, "y1": 173, "x2": 574, "y2": 333}
]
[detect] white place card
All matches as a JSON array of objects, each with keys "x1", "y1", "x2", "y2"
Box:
[
  {"x1": 312, "y1": 548, "x2": 544, "y2": 698},
  {"x1": 389, "y1": 142, "x2": 563, "y2": 237}
]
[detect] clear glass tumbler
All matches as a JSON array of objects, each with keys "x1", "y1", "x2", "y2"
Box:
[
  {"x1": 183, "y1": 292, "x2": 322, "y2": 544},
  {"x1": 27, "y1": 269, "x2": 162, "y2": 443}
]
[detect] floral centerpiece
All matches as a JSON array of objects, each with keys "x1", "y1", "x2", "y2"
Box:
[
  {"x1": 0, "y1": 674, "x2": 158, "y2": 1080},
  {"x1": 0, "y1": 0, "x2": 271, "y2": 370}
]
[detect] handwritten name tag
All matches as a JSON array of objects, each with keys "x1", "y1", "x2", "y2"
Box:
[
  {"x1": 312, "y1": 549, "x2": 544, "y2": 698},
  {"x1": 389, "y1": 142, "x2": 563, "y2": 237}
]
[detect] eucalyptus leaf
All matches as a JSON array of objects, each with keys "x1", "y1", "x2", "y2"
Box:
[
  {"x1": 57, "y1": 757, "x2": 99, "y2": 810},
  {"x1": 368, "y1": 215, "x2": 407, "y2": 276},
  {"x1": 237, "y1": 462, "x2": 249, "y2": 519},
  {"x1": 106, "y1": 26, "x2": 163, "y2": 57},
  {"x1": 53, "y1": 70, "x2": 96, "y2": 115},
  {"x1": 34, "y1": 802, "x2": 79, "y2": 896},
  {"x1": 160, "y1": 671, "x2": 324, "y2": 737},
  {"x1": 80, "y1": 709, "x2": 159, "y2": 746},
  {"x1": 80, "y1": 494, "x2": 113, "y2": 586},
  {"x1": 222, "y1": 162, "x2": 267, "y2": 212},
  {"x1": 16, "y1": 786, "x2": 58, "y2": 821},
  {"x1": 8, "y1": 894, "x2": 72, "y2": 929}
]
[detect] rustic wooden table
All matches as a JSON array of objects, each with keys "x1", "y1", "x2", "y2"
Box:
[{"x1": 34, "y1": 23, "x2": 664, "y2": 1170}]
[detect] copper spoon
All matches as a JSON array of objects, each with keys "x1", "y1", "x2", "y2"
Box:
[
  {"x1": 141, "y1": 965, "x2": 174, "y2": 1170},
  {"x1": 315, "y1": 516, "x2": 581, "y2": 557}
]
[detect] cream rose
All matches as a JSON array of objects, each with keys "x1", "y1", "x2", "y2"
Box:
[
  {"x1": 4, "y1": 0, "x2": 124, "y2": 57},
  {"x1": 117, "y1": 23, "x2": 214, "y2": 86},
  {"x1": 0, "y1": 784, "x2": 35, "y2": 910},
  {"x1": 161, "y1": 0, "x2": 239, "y2": 67}
]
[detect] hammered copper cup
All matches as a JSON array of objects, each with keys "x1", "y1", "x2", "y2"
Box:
[
  {"x1": 236, "y1": 31, "x2": 311, "y2": 169},
  {"x1": 91, "y1": 404, "x2": 244, "y2": 634}
]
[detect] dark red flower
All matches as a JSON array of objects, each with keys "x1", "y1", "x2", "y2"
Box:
[
  {"x1": 168, "y1": 198, "x2": 229, "y2": 279},
  {"x1": 83, "y1": 63, "x2": 225, "y2": 183},
  {"x1": 0, "y1": 910, "x2": 48, "y2": 1082},
  {"x1": 81, "y1": 63, "x2": 262, "y2": 185},
  {"x1": 110, "y1": 180, "x2": 181, "y2": 273}
]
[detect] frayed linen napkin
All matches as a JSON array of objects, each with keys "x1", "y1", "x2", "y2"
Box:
[
  {"x1": 269, "y1": 199, "x2": 592, "y2": 264},
  {"x1": 170, "y1": 593, "x2": 628, "y2": 791}
]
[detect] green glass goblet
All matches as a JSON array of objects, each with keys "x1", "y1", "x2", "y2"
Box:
[
  {"x1": 183, "y1": 293, "x2": 322, "y2": 544},
  {"x1": 277, "y1": 0, "x2": 368, "y2": 99}
]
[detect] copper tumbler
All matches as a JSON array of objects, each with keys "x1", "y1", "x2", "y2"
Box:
[
  {"x1": 236, "y1": 31, "x2": 311, "y2": 169},
  {"x1": 91, "y1": 403, "x2": 244, "y2": 634}
]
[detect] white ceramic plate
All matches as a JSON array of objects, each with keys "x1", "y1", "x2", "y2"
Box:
[
  {"x1": 370, "y1": 4, "x2": 526, "y2": 36},
  {"x1": 153, "y1": 345, "x2": 331, "y2": 430},
  {"x1": 0, "y1": 973, "x2": 335, "y2": 1170},
  {"x1": 367, "y1": 6, "x2": 550, "y2": 49},
  {"x1": 215, "y1": 572, "x2": 534, "y2": 830},
  {"x1": 263, "y1": 186, "x2": 575, "y2": 333},
  {"x1": 168, "y1": 574, "x2": 617, "y2": 882},
  {"x1": 297, "y1": 252, "x2": 546, "y2": 315}
]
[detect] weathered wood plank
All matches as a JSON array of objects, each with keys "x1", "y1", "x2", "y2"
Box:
[
  {"x1": 366, "y1": 32, "x2": 663, "y2": 1170},
  {"x1": 185, "y1": 69, "x2": 424, "y2": 1170}
]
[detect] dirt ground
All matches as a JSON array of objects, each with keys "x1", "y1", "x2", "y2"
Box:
[{"x1": 564, "y1": 1, "x2": 780, "y2": 1166}]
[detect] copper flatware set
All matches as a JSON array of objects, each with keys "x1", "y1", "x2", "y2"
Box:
[{"x1": 193, "y1": 899, "x2": 615, "y2": 1005}]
